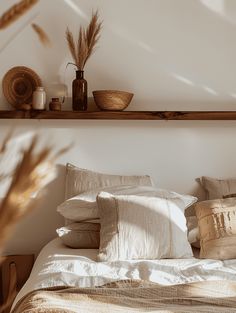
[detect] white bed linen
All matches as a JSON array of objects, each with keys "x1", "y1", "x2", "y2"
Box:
[{"x1": 13, "y1": 238, "x2": 236, "y2": 309}]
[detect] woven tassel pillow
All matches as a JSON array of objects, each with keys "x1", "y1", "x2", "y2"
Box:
[{"x1": 195, "y1": 198, "x2": 236, "y2": 260}]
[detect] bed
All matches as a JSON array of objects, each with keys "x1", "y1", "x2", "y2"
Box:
[
  {"x1": 11, "y1": 238, "x2": 236, "y2": 312},
  {"x1": 10, "y1": 165, "x2": 236, "y2": 312}
]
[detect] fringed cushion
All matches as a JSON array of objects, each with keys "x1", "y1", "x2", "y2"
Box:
[{"x1": 195, "y1": 198, "x2": 236, "y2": 260}]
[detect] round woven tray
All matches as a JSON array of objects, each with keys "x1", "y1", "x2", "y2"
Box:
[{"x1": 2, "y1": 66, "x2": 42, "y2": 109}]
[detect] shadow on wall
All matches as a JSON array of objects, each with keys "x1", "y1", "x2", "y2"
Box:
[
  {"x1": 94, "y1": 0, "x2": 236, "y2": 109},
  {"x1": 201, "y1": 0, "x2": 236, "y2": 25},
  {"x1": 3, "y1": 164, "x2": 66, "y2": 256}
]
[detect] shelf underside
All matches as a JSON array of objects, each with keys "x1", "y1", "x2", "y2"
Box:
[{"x1": 1, "y1": 110, "x2": 236, "y2": 120}]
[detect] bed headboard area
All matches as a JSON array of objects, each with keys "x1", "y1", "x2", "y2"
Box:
[
  {"x1": 1, "y1": 0, "x2": 236, "y2": 255},
  {"x1": 1, "y1": 119, "x2": 236, "y2": 255}
]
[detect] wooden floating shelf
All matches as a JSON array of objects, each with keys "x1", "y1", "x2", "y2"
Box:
[{"x1": 0, "y1": 110, "x2": 236, "y2": 120}]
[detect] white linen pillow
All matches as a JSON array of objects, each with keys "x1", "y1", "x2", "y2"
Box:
[
  {"x1": 58, "y1": 185, "x2": 156, "y2": 222},
  {"x1": 65, "y1": 163, "x2": 153, "y2": 200},
  {"x1": 97, "y1": 186, "x2": 197, "y2": 261},
  {"x1": 56, "y1": 223, "x2": 100, "y2": 249}
]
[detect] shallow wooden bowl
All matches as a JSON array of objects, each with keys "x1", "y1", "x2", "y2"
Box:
[{"x1": 93, "y1": 90, "x2": 134, "y2": 111}]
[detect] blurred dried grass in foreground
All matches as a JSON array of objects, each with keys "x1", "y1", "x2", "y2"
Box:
[
  {"x1": 0, "y1": 133, "x2": 68, "y2": 312},
  {"x1": 0, "y1": 0, "x2": 38, "y2": 30}
]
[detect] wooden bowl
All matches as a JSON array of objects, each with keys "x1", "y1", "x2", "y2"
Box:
[{"x1": 93, "y1": 90, "x2": 134, "y2": 111}]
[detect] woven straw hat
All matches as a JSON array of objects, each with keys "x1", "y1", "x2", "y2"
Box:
[{"x1": 2, "y1": 66, "x2": 42, "y2": 109}]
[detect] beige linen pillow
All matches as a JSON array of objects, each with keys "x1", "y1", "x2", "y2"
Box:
[
  {"x1": 195, "y1": 198, "x2": 236, "y2": 260},
  {"x1": 65, "y1": 163, "x2": 153, "y2": 200},
  {"x1": 56, "y1": 222, "x2": 100, "y2": 249},
  {"x1": 200, "y1": 176, "x2": 236, "y2": 200},
  {"x1": 97, "y1": 186, "x2": 197, "y2": 261}
]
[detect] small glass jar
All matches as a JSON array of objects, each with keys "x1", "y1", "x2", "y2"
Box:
[
  {"x1": 49, "y1": 98, "x2": 62, "y2": 111},
  {"x1": 32, "y1": 87, "x2": 46, "y2": 110}
]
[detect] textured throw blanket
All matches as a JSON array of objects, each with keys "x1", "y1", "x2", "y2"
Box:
[{"x1": 12, "y1": 280, "x2": 236, "y2": 313}]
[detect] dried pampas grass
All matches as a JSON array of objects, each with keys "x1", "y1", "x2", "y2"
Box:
[
  {"x1": 0, "y1": 134, "x2": 69, "y2": 312},
  {"x1": 66, "y1": 11, "x2": 102, "y2": 70},
  {"x1": 32, "y1": 23, "x2": 51, "y2": 47},
  {"x1": 0, "y1": 134, "x2": 67, "y2": 259},
  {"x1": 0, "y1": 0, "x2": 39, "y2": 30}
]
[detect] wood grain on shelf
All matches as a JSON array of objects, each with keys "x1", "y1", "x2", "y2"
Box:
[{"x1": 1, "y1": 110, "x2": 236, "y2": 120}]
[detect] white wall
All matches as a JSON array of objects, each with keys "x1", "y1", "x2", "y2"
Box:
[
  {"x1": 2, "y1": 0, "x2": 236, "y2": 110},
  {"x1": 1, "y1": 0, "x2": 236, "y2": 255}
]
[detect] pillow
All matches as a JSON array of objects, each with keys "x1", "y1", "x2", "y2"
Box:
[
  {"x1": 65, "y1": 163, "x2": 153, "y2": 200},
  {"x1": 56, "y1": 223, "x2": 100, "y2": 249},
  {"x1": 200, "y1": 176, "x2": 236, "y2": 200},
  {"x1": 195, "y1": 198, "x2": 236, "y2": 260},
  {"x1": 58, "y1": 185, "x2": 156, "y2": 222},
  {"x1": 186, "y1": 216, "x2": 200, "y2": 248},
  {"x1": 64, "y1": 218, "x2": 99, "y2": 225},
  {"x1": 97, "y1": 186, "x2": 197, "y2": 261}
]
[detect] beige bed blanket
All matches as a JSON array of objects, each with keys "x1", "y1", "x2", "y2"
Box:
[{"x1": 12, "y1": 280, "x2": 236, "y2": 313}]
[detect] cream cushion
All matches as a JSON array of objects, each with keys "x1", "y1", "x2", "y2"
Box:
[
  {"x1": 97, "y1": 186, "x2": 197, "y2": 261},
  {"x1": 195, "y1": 198, "x2": 236, "y2": 260},
  {"x1": 56, "y1": 223, "x2": 100, "y2": 249},
  {"x1": 65, "y1": 163, "x2": 153, "y2": 200},
  {"x1": 200, "y1": 176, "x2": 236, "y2": 200}
]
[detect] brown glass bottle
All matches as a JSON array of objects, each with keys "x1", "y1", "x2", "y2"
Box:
[{"x1": 72, "y1": 70, "x2": 88, "y2": 111}]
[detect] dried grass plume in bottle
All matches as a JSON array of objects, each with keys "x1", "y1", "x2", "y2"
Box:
[{"x1": 66, "y1": 11, "x2": 102, "y2": 70}]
